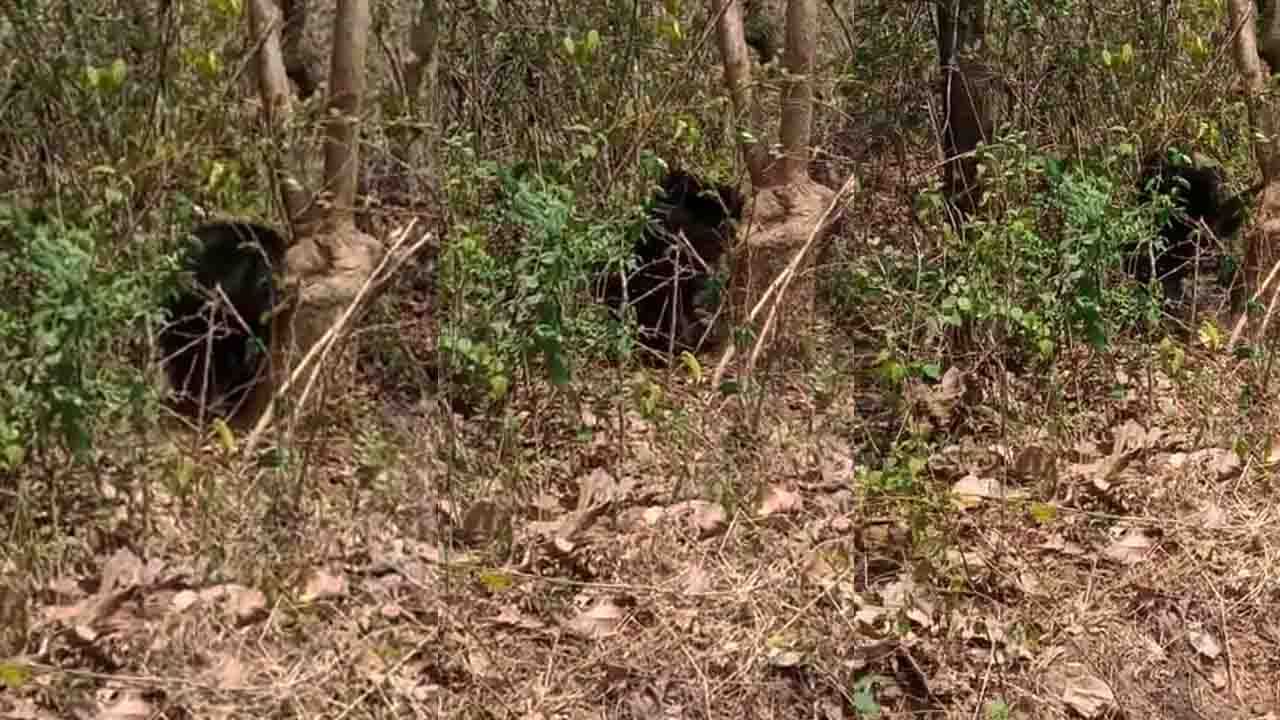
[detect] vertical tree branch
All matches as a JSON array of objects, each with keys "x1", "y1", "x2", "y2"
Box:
[
  {"x1": 777, "y1": 0, "x2": 817, "y2": 184},
  {"x1": 247, "y1": 0, "x2": 310, "y2": 225},
  {"x1": 713, "y1": 0, "x2": 768, "y2": 183},
  {"x1": 392, "y1": 0, "x2": 442, "y2": 167},
  {"x1": 323, "y1": 0, "x2": 372, "y2": 226}
]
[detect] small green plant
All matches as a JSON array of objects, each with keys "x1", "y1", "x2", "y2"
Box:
[
  {"x1": 851, "y1": 674, "x2": 887, "y2": 718},
  {"x1": 0, "y1": 205, "x2": 162, "y2": 469},
  {"x1": 857, "y1": 438, "x2": 930, "y2": 495},
  {"x1": 437, "y1": 162, "x2": 632, "y2": 407}
]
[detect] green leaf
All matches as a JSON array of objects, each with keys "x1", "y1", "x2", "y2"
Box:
[
  {"x1": 478, "y1": 570, "x2": 514, "y2": 592},
  {"x1": 680, "y1": 351, "x2": 703, "y2": 383},
  {"x1": 1029, "y1": 502, "x2": 1057, "y2": 524},
  {"x1": 0, "y1": 662, "x2": 32, "y2": 689}
]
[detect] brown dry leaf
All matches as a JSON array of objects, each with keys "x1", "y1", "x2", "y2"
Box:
[
  {"x1": 171, "y1": 590, "x2": 200, "y2": 613},
  {"x1": 466, "y1": 647, "x2": 501, "y2": 680},
  {"x1": 223, "y1": 585, "x2": 268, "y2": 626},
  {"x1": 1040, "y1": 534, "x2": 1087, "y2": 556},
  {"x1": 805, "y1": 550, "x2": 840, "y2": 588},
  {"x1": 577, "y1": 467, "x2": 625, "y2": 510},
  {"x1": 926, "y1": 367, "x2": 967, "y2": 425},
  {"x1": 1103, "y1": 528, "x2": 1156, "y2": 565},
  {"x1": 527, "y1": 503, "x2": 610, "y2": 553},
  {"x1": 300, "y1": 568, "x2": 348, "y2": 603},
  {"x1": 817, "y1": 436, "x2": 854, "y2": 484},
  {"x1": 1201, "y1": 448, "x2": 1242, "y2": 481},
  {"x1": 213, "y1": 655, "x2": 246, "y2": 690},
  {"x1": 766, "y1": 646, "x2": 805, "y2": 668},
  {"x1": 43, "y1": 586, "x2": 138, "y2": 639},
  {"x1": 1187, "y1": 501, "x2": 1226, "y2": 529},
  {"x1": 564, "y1": 596, "x2": 628, "y2": 639},
  {"x1": 1187, "y1": 626, "x2": 1222, "y2": 659},
  {"x1": 681, "y1": 562, "x2": 712, "y2": 595},
  {"x1": 492, "y1": 604, "x2": 546, "y2": 631},
  {"x1": 1067, "y1": 420, "x2": 1160, "y2": 491},
  {"x1": 668, "y1": 499, "x2": 727, "y2": 538},
  {"x1": 949, "y1": 474, "x2": 1024, "y2": 509},
  {"x1": 100, "y1": 549, "x2": 144, "y2": 595},
  {"x1": 880, "y1": 574, "x2": 935, "y2": 629},
  {"x1": 854, "y1": 604, "x2": 886, "y2": 627},
  {"x1": 614, "y1": 505, "x2": 664, "y2": 531},
  {"x1": 756, "y1": 485, "x2": 802, "y2": 518},
  {"x1": 1054, "y1": 665, "x2": 1115, "y2": 718}
]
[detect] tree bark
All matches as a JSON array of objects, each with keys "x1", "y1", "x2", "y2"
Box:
[
  {"x1": 1229, "y1": 0, "x2": 1280, "y2": 315},
  {"x1": 776, "y1": 0, "x2": 816, "y2": 184},
  {"x1": 322, "y1": 0, "x2": 370, "y2": 224},
  {"x1": 392, "y1": 0, "x2": 443, "y2": 169},
  {"x1": 714, "y1": 0, "x2": 768, "y2": 181},
  {"x1": 247, "y1": 0, "x2": 310, "y2": 224},
  {"x1": 1258, "y1": 0, "x2": 1280, "y2": 75},
  {"x1": 712, "y1": 0, "x2": 838, "y2": 367},
  {"x1": 936, "y1": 0, "x2": 993, "y2": 218},
  {"x1": 242, "y1": 0, "x2": 383, "y2": 427},
  {"x1": 280, "y1": 0, "x2": 319, "y2": 98}
]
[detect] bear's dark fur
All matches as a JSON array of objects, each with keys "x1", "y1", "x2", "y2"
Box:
[
  {"x1": 605, "y1": 170, "x2": 745, "y2": 356},
  {"x1": 158, "y1": 221, "x2": 286, "y2": 418},
  {"x1": 1129, "y1": 151, "x2": 1250, "y2": 302}
]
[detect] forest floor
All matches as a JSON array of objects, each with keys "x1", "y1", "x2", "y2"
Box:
[
  {"x1": 4, "y1": 154, "x2": 1280, "y2": 720},
  {"x1": 4, "y1": 313, "x2": 1280, "y2": 720}
]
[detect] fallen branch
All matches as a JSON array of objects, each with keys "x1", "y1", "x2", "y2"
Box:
[
  {"x1": 1227, "y1": 250, "x2": 1280, "y2": 349},
  {"x1": 710, "y1": 173, "x2": 860, "y2": 388},
  {"x1": 243, "y1": 219, "x2": 429, "y2": 455}
]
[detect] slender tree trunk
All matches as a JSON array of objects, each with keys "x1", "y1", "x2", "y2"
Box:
[
  {"x1": 715, "y1": 0, "x2": 769, "y2": 180},
  {"x1": 242, "y1": 0, "x2": 383, "y2": 428},
  {"x1": 712, "y1": 0, "x2": 840, "y2": 372},
  {"x1": 936, "y1": 0, "x2": 993, "y2": 218},
  {"x1": 280, "y1": 0, "x2": 319, "y2": 98},
  {"x1": 247, "y1": 0, "x2": 309, "y2": 224},
  {"x1": 322, "y1": 0, "x2": 370, "y2": 226},
  {"x1": 392, "y1": 0, "x2": 443, "y2": 171},
  {"x1": 1228, "y1": 0, "x2": 1280, "y2": 318}
]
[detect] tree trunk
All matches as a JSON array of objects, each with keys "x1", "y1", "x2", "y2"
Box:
[
  {"x1": 1228, "y1": 0, "x2": 1280, "y2": 319},
  {"x1": 391, "y1": 0, "x2": 443, "y2": 172},
  {"x1": 243, "y1": 0, "x2": 383, "y2": 428},
  {"x1": 247, "y1": 0, "x2": 309, "y2": 224},
  {"x1": 280, "y1": 0, "x2": 320, "y2": 98},
  {"x1": 1259, "y1": 0, "x2": 1280, "y2": 75},
  {"x1": 936, "y1": 0, "x2": 993, "y2": 218},
  {"x1": 713, "y1": 0, "x2": 838, "y2": 370}
]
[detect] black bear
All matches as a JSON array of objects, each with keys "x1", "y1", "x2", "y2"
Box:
[
  {"x1": 604, "y1": 170, "x2": 745, "y2": 357},
  {"x1": 159, "y1": 221, "x2": 286, "y2": 418},
  {"x1": 1129, "y1": 150, "x2": 1251, "y2": 303}
]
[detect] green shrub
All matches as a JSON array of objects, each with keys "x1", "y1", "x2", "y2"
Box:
[
  {"x1": 436, "y1": 162, "x2": 634, "y2": 407},
  {"x1": 0, "y1": 204, "x2": 163, "y2": 469}
]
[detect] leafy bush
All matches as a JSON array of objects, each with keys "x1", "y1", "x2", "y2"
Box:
[
  {"x1": 0, "y1": 205, "x2": 163, "y2": 469},
  {"x1": 824, "y1": 139, "x2": 1162, "y2": 372},
  {"x1": 437, "y1": 163, "x2": 634, "y2": 407}
]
